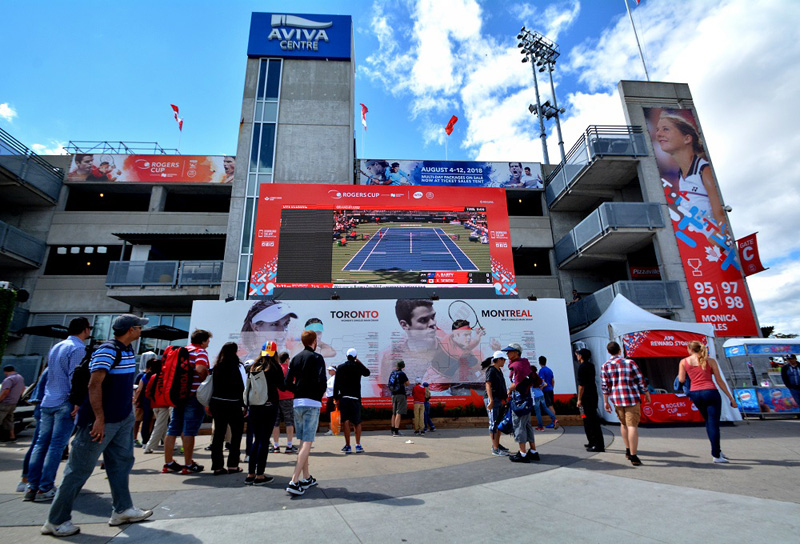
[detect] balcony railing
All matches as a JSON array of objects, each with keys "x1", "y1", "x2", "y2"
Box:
[
  {"x1": 106, "y1": 260, "x2": 223, "y2": 288},
  {"x1": 0, "y1": 220, "x2": 47, "y2": 266},
  {"x1": 554, "y1": 202, "x2": 664, "y2": 265},
  {"x1": 545, "y1": 125, "x2": 648, "y2": 207},
  {"x1": 568, "y1": 281, "x2": 684, "y2": 329},
  {"x1": 0, "y1": 127, "x2": 64, "y2": 201}
]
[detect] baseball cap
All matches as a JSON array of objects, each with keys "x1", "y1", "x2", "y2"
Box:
[
  {"x1": 261, "y1": 341, "x2": 277, "y2": 357},
  {"x1": 346, "y1": 348, "x2": 358, "y2": 358},
  {"x1": 415, "y1": 377, "x2": 421, "y2": 384},
  {"x1": 492, "y1": 350, "x2": 507, "y2": 361},
  {"x1": 112, "y1": 314, "x2": 149, "y2": 333},
  {"x1": 422, "y1": 382, "x2": 429, "y2": 387},
  {"x1": 501, "y1": 343, "x2": 522, "y2": 354},
  {"x1": 327, "y1": 365, "x2": 337, "y2": 371},
  {"x1": 251, "y1": 301, "x2": 298, "y2": 325}
]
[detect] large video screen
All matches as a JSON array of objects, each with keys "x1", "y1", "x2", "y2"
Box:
[
  {"x1": 358, "y1": 159, "x2": 543, "y2": 188},
  {"x1": 249, "y1": 184, "x2": 517, "y2": 296}
]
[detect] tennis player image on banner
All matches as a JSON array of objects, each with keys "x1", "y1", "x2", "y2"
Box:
[
  {"x1": 190, "y1": 298, "x2": 573, "y2": 406},
  {"x1": 644, "y1": 108, "x2": 758, "y2": 336},
  {"x1": 66, "y1": 153, "x2": 235, "y2": 183},
  {"x1": 358, "y1": 159, "x2": 543, "y2": 189}
]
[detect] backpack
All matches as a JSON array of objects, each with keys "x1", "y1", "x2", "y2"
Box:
[
  {"x1": 243, "y1": 369, "x2": 269, "y2": 406},
  {"x1": 150, "y1": 345, "x2": 193, "y2": 408},
  {"x1": 496, "y1": 404, "x2": 514, "y2": 434},
  {"x1": 510, "y1": 391, "x2": 533, "y2": 416},
  {"x1": 388, "y1": 370, "x2": 404, "y2": 394},
  {"x1": 195, "y1": 372, "x2": 214, "y2": 407},
  {"x1": 68, "y1": 342, "x2": 122, "y2": 407}
]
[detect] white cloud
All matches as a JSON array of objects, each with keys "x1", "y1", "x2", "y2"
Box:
[
  {"x1": 0, "y1": 102, "x2": 17, "y2": 122},
  {"x1": 565, "y1": 0, "x2": 800, "y2": 333},
  {"x1": 508, "y1": 1, "x2": 580, "y2": 42},
  {"x1": 31, "y1": 141, "x2": 67, "y2": 155}
]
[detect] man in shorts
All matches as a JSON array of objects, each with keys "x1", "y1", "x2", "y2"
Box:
[
  {"x1": 333, "y1": 348, "x2": 370, "y2": 453},
  {"x1": 284, "y1": 331, "x2": 327, "y2": 496},
  {"x1": 162, "y1": 330, "x2": 211, "y2": 474},
  {"x1": 485, "y1": 351, "x2": 510, "y2": 456},
  {"x1": 601, "y1": 341, "x2": 650, "y2": 466},
  {"x1": 272, "y1": 351, "x2": 296, "y2": 453},
  {"x1": 389, "y1": 361, "x2": 409, "y2": 437}
]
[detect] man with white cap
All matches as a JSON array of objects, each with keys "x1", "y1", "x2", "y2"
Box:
[
  {"x1": 43, "y1": 314, "x2": 152, "y2": 537},
  {"x1": 323, "y1": 365, "x2": 337, "y2": 436},
  {"x1": 485, "y1": 350, "x2": 510, "y2": 456},
  {"x1": 333, "y1": 348, "x2": 370, "y2": 453}
]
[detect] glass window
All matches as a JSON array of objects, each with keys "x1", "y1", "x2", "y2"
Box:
[
  {"x1": 258, "y1": 124, "x2": 276, "y2": 172},
  {"x1": 237, "y1": 281, "x2": 247, "y2": 300},
  {"x1": 256, "y1": 59, "x2": 268, "y2": 100},
  {"x1": 238, "y1": 254, "x2": 250, "y2": 281},
  {"x1": 247, "y1": 174, "x2": 258, "y2": 197},
  {"x1": 254, "y1": 102, "x2": 263, "y2": 123},
  {"x1": 242, "y1": 198, "x2": 254, "y2": 252},
  {"x1": 250, "y1": 123, "x2": 261, "y2": 172},
  {"x1": 266, "y1": 59, "x2": 281, "y2": 100},
  {"x1": 91, "y1": 315, "x2": 113, "y2": 343},
  {"x1": 173, "y1": 315, "x2": 190, "y2": 332},
  {"x1": 262, "y1": 102, "x2": 278, "y2": 122}
]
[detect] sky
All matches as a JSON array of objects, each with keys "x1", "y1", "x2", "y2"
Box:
[{"x1": 2, "y1": 0, "x2": 799, "y2": 333}]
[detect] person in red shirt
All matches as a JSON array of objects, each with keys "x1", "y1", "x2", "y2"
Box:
[{"x1": 411, "y1": 379, "x2": 427, "y2": 434}]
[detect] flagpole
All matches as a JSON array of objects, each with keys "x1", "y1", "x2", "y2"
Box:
[
  {"x1": 623, "y1": 0, "x2": 650, "y2": 81},
  {"x1": 445, "y1": 132, "x2": 448, "y2": 161}
]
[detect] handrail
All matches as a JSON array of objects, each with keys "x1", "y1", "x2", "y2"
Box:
[{"x1": 0, "y1": 127, "x2": 65, "y2": 184}]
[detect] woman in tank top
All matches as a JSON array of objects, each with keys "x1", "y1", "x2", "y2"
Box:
[{"x1": 678, "y1": 340, "x2": 737, "y2": 463}]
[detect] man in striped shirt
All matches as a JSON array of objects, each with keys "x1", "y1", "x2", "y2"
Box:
[
  {"x1": 43, "y1": 314, "x2": 153, "y2": 537},
  {"x1": 601, "y1": 341, "x2": 650, "y2": 467},
  {"x1": 163, "y1": 329, "x2": 211, "y2": 475}
]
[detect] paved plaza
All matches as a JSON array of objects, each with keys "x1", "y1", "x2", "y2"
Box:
[{"x1": 1, "y1": 419, "x2": 798, "y2": 543}]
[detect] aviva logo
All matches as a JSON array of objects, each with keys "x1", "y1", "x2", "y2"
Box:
[
  {"x1": 267, "y1": 14, "x2": 332, "y2": 50},
  {"x1": 270, "y1": 14, "x2": 332, "y2": 29}
]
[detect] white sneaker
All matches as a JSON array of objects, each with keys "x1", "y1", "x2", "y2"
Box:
[
  {"x1": 41, "y1": 520, "x2": 80, "y2": 537},
  {"x1": 108, "y1": 506, "x2": 153, "y2": 526},
  {"x1": 243, "y1": 455, "x2": 250, "y2": 462},
  {"x1": 15, "y1": 481, "x2": 26, "y2": 493},
  {"x1": 323, "y1": 430, "x2": 333, "y2": 436},
  {"x1": 34, "y1": 488, "x2": 57, "y2": 502},
  {"x1": 713, "y1": 455, "x2": 729, "y2": 463}
]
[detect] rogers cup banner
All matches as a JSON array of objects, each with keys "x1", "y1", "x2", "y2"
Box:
[
  {"x1": 66, "y1": 154, "x2": 235, "y2": 183},
  {"x1": 358, "y1": 160, "x2": 543, "y2": 189},
  {"x1": 643, "y1": 108, "x2": 758, "y2": 336},
  {"x1": 623, "y1": 330, "x2": 707, "y2": 358},
  {"x1": 190, "y1": 298, "x2": 574, "y2": 407}
]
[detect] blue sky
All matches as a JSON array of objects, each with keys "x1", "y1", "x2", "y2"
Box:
[{"x1": 2, "y1": 0, "x2": 799, "y2": 332}]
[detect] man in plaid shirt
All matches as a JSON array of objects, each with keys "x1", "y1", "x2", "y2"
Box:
[{"x1": 601, "y1": 341, "x2": 650, "y2": 466}]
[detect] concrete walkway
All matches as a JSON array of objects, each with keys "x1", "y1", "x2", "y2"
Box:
[{"x1": 1, "y1": 419, "x2": 798, "y2": 543}]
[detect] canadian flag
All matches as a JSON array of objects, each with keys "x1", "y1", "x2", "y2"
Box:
[
  {"x1": 170, "y1": 104, "x2": 183, "y2": 131},
  {"x1": 445, "y1": 115, "x2": 458, "y2": 136},
  {"x1": 360, "y1": 103, "x2": 368, "y2": 131}
]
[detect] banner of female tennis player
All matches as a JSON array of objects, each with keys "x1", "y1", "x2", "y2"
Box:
[
  {"x1": 358, "y1": 159, "x2": 543, "y2": 188},
  {"x1": 190, "y1": 298, "x2": 574, "y2": 408},
  {"x1": 643, "y1": 107, "x2": 758, "y2": 336},
  {"x1": 66, "y1": 154, "x2": 235, "y2": 183}
]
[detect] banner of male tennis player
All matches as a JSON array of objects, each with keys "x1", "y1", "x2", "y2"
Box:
[
  {"x1": 66, "y1": 154, "x2": 235, "y2": 183},
  {"x1": 358, "y1": 160, "x2": 543, "y2": 189},
  {"x1": 190, "y1": 298, "x2": 574, "y2": 408},
  {"x1": 643, "y1": 108, "x2": 758, "y2": 336}
]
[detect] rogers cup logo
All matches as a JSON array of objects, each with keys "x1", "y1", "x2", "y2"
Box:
[
  {"x1": 413, "y1": 191, "x2": 423, "y2": 199},
  {"x1": 328, "y1": 190, "x2": 342, "y2": 200}
]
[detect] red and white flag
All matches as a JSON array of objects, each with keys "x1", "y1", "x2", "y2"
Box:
[
  {"x1": 170, "y1": 104, "x2": 183, "y2": 131},
  {"x1": 360, "y1": 103, "x2": 368, "y2": 131},
  {"x1": 445, "y1": 115, "x2": 458, "y2": 136},
  {"x1": 737, "y1": 232, "x2": 767, "y2": 276}
]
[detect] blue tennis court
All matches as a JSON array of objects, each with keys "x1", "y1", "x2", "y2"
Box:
[{"x1": 343, "y1": 227, "x2": 478, "y2": 271}]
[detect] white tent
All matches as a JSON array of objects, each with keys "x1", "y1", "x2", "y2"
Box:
[{"x1": 571, "y1": 294, "x2": 741, "y2": 422}]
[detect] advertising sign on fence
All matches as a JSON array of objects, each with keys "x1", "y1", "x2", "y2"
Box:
[
  {"x1": 643, "y1": 108, "x2": 758, "y2": 336},
  {"x1": 190, "y1": 298, "x2": 574, "y2": 408},
  {"x1": 67, "y1": 154, "x2": 235, "y2": 184},
  {"x1": 358, "y1": 160, "x2": 543, "y2": 188}
]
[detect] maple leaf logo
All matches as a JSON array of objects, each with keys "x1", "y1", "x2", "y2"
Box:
[{"x1": 705, "y1": 245, "x2": 722, "y2": 262}]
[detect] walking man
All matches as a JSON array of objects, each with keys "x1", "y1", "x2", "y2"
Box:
[
  {"x1": 485, "y1": 351, "x2": 510, "y2": 456},
  {"x1": 333, "y1": 348, "x2": 370, "y2": 454},
  {"x1": 388, "y1": 361, "x2": 409, "y2": 436},
  {"x1": 25, "y1": 318, "x2": 91, "y2": 502},
  {"x1": 601, "y1": 341, "x2": 650, "y2": 466},
  {"x1": 0, "y1": 365, "x2": 26, "y2": 441},
  {"x1": 538, "y1": 356, "x2": 557, "y2": 428},
  {"x1": 781, "y1": 354, "x2": 800, "y2": 409},
  {"x1": 284, "y1": 330, "x2": 327, "y2": 495},
  {"x1": 42, "y1": 314, "x2": 152, "y2": 537},
  {"x1": 576, "y1": 348, "x2": 604, "y2": 452}
]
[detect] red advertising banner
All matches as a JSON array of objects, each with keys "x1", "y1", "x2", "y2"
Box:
[
  {"x1": 737, "y1": 233, "x2": 767, "y2": 277},
  {"x1": 641, "y1": 394, "x2": 704, "y2": 423},
  {"x1": 643, "y1": 108, "x2": 759, "y2": 336},
  {"x1": 623, "y1": 330, "x2": 707, "y2": 357},
  {"x1": 250, "y1": 184, "x2": 517, "y2": 296},
  {"x1": 67, "y1": 154, "x2": 235, "y2": 183}
]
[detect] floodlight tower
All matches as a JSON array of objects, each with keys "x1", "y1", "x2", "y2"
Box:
[{"x1": 517, "y1": 28, "x2": 567, "y2": 164}]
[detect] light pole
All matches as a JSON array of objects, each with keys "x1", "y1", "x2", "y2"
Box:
[{"x1": 517, "y1": 27, "x2": 567, "y2": 164}]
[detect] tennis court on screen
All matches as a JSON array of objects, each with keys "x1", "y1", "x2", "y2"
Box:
[{"x1": 342, "y1": 227, "x2": 478, "y2": 271}]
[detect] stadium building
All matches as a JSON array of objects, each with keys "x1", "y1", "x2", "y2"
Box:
[{"x1": 0, "y1": 12, "x2": 762, "y2": 402}]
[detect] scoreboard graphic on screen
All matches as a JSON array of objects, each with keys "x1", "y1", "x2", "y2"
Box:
[{"x1": 249, "y1": 184, "x2": 517, "y2": 296}]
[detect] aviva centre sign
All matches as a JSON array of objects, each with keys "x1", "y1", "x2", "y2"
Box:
[{"x1": 248, "y1": 13, "x2": 352, "y2": 60}]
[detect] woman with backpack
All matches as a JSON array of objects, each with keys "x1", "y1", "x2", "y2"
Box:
[
  {"x1": 244, "y1": 341, "x2": 286, "y2": 485},
  {"x1": 209, "y1": 342, "x2": 246, "y2": 475}
]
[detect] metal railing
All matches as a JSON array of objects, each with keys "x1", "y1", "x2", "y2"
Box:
[
  {"x1": 106, "y1": 260, "x2": 223, "y2": 288},
  {"x1": 0, "y1": 127, "x2": 64, "y2": 201},
  {"x1": 545, "y1": 125, "x2": 648, "y2": 207},
  {"x1": 567, "y1": 281, "x2": 684, "y2": 329},
  {"x1": 554, "y1": 202, "x2": 664, "y2": 265},
  {"x1": 65, "y1": 141, "x2": 179, "y2": 155},
  {"x1": 0, "y1": 220, "x2": 47, "y2": 266}
]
